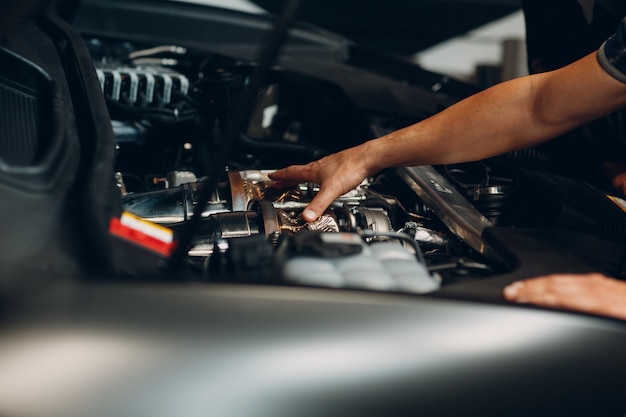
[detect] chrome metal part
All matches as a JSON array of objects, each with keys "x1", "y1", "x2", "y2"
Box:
[
  {"x1": 354, "y1": 207, "x2": 392, "y2": 234},
  {"x1": 228, "y1": 170, "x2": 247, "y2": 212},
  {"x1": 215, "y1": 211, "x2": 261, "y2": 239},
  {"x1": 304, "y1": 214, "x2": 340, "y2": 233},
  {"x1": 122, "y1": 182, "x2": 230, "y2": 224},
  {"x1": 95, "y1": 65, "x2": 190, "y2": 106},
  {"x1": 396, "y1": 165, "x2": 498, "y2": 259},
  {"x1": 401, "y1": 221, "x2": 449, "y2": 252},
  {"x1": 166, "y1": 171, "x2": 197, "y2": 188},
  {"x1": 255, "y1": 201, "x2": 280, "y2": 236}
]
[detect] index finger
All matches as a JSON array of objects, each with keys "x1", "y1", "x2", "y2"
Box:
[{"x1": 269, "y1": 165, "x2": 312, "y2": 183}]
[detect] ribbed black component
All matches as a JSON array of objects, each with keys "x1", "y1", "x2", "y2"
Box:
[
  {"x1": 487, "y1": 148, "x2": 551, "y2": 172},
  {"x1": 597, "y1": 218, "x2": 626, "y2": 243},
  {"x1": 507, "y1": 170, "x2": 626, "y2": 243},
  {"x1": 0, "y1": 80, "x2": 40, "y2": 165}
]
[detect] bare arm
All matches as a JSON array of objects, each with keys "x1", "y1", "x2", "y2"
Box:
[{"x1": 270, "y1": 52, "x2": 626, "y2": 221}]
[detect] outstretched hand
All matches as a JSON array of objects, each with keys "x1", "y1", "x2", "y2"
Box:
[
  {"x1": 503, "y1": 273, "x2": 626, "y2": 320},
  {"x1": 269, "y1": 146, "x2": 375, "y2": 222}
]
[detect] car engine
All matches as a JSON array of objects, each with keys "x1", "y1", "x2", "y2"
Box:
[{"x1": 87, "y1": 35, "x2": 626, "y2": 291}]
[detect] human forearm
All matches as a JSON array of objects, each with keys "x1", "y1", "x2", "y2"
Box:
[
  {"x1": 360, "y1": 82, "x2": 538, "y2": 169},
  {"x1": 362, "y1": 52, "x2": 626, "y2": 171},
  {"x1": 270, "y1": 51, "x2": 626, "y2": 221}
]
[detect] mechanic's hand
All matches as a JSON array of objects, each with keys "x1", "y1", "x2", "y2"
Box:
[
  {"x1": 269, "y1": 146, "x2": 374, "y2": 222},
  {"x1": 503, "y1": 273, "x2": 626, "y2": 320},
  {"x1": 605, "y1": 161, "x2": 626, "y2": 195}
]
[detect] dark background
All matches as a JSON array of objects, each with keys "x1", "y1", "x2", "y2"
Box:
[{"x1": 253, "y1": 0, "x2": 522, "y2": 56}]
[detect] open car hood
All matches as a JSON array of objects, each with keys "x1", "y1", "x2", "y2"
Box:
[{"x1": 252, "y1": 0, "x2": 522, "y2": 55}]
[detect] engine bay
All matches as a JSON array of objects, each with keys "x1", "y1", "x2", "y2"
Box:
[{"x1": 89, "y1": 34, "x2": 626, "y2": 291}]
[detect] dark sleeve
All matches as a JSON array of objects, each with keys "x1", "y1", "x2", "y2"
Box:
[{"x1": 598, "y1": 18, "x2": 626, "y2": 83}]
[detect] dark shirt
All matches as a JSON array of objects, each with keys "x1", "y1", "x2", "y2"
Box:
[
  {"x1": 520, "y1": 5, "x2": 626, "y2": 182},
  {"x1": 598, "y1": 17, "x2": 626, "y2": 83},
  {"x1": 522, "y1": 0, "x2": 626, "y2": 73}
]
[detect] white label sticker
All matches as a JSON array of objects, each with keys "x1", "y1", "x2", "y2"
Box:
[{"x1": 120, "y1": 211, "x2": 174, "y2": 243}]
